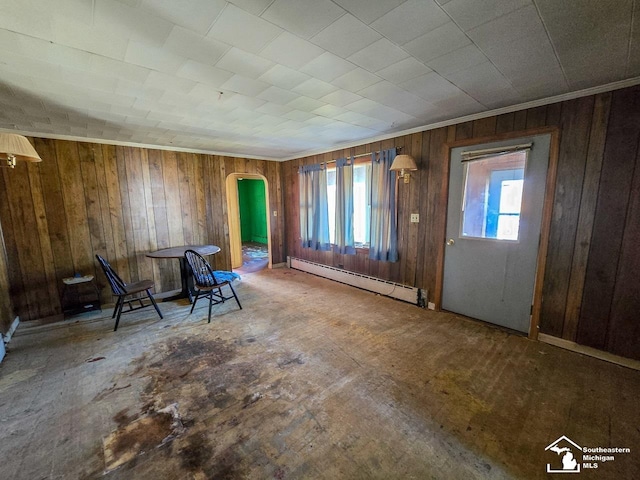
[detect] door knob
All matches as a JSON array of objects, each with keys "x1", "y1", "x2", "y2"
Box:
[{"x1": 446, "y1": 238, "x2": 455, "y2": 246}]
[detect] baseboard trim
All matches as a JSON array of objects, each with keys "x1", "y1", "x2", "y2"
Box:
[
  {"x1": 271, "y1": 262, "x2": 287, "y2": 269},
  {"x1": 3, "y1": 316, "x2": 20, "y2": 343},
  {"x1": 538, "y1": 333, "x2": 640, "y2": 371}
]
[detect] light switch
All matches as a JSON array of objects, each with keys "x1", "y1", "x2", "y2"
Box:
[{"x1": 410, "y1": 213, "x2": 419, "y2": 223}]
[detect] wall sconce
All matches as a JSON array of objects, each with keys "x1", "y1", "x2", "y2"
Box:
[
  {"x1": 0, "y1": 133, "x2": 42, "y2": 168},
  {"x1": 390, "y1": 154, "x2": 417, "y2": 183}
]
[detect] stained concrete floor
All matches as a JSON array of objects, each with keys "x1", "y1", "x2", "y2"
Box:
[{"x1": 0, "y1": 268, "x2": 639, "y2": 479}]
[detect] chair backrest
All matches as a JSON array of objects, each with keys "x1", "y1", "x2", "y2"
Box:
[
  {"x1": 185, "y1": 250, "x2": 220, "y2": 288},
  {"x1": 96, "y1": 254, "x2": 127, "y2": 295}
]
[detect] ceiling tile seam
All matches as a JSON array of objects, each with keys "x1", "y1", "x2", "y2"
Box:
[
  {"x1": 530, "y1": 0, "x2": 570, "y2": 88},
  {"x1": 200, "y1": 2, "x2": 229, "y2": 37},
  {"x1": 325, "y1": 0, "x2": 386, "y2": 25},
  {"x1": 625, "y1": 0, "x2": 637, "y2": 77}
]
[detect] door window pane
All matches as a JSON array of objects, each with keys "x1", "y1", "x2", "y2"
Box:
[{"x1": 461, "y1": 151, "x2": 526, "y2": 241}]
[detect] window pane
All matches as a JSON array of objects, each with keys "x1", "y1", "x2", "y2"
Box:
[{"x1": 461, "y1": 151, "x2": 526, "y2": 241}]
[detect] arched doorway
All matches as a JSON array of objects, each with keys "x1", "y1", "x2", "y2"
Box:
[{"x1": 225, "y1": 173, "x2": 272, "y2": 272}]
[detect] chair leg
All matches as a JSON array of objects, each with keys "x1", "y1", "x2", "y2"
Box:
[
  {"x1": 112, "y1": 297, "x2": 122, "y2": 319},
  {"x1": 207, "y1": 293, "x2": 213, "y2": 323},
  {"x1": 113, "y1": 298, "x2": 125, "y2": 331},
  {"x1": 218, "y1": 287, "x2": 224, "y2": 303},
  {"x1": 229, "y1": 283, "x2": 242, "y2": 310},
  {"x1": 147, "y1": 290, "x2": 163, "y2": 319},
  {"x1": 190, "y1": 290, "x2": 200, "y2": 314}
]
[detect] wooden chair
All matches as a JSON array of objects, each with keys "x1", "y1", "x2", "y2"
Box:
[
  {"x1": 95, "y1": 255, "x2": 163, "y2": 331},
  {"x1": 184, "y1": 249, "x2": 242, "y2": 323}
]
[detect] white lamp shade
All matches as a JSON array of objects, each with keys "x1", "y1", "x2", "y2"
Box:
[
  {"x1": 0, "y1": 133, "x2": 42, "y2": 162},
  {"x1": 389, "y1": 154, "x2": 417, "y2": 172}
]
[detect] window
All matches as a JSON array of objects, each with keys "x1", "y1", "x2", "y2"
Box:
[
  {"x1": 326, "y1": 160, "x2": 371, "y2": 248},
  {"x1": 461, "y1": 151, "x2": 526, "y2": 241}
]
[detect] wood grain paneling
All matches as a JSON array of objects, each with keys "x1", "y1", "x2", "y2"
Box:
[
  {"x1": 0, "y1": 140, "x2": 282, "y2": 321},
  {"x1": 282, "y1": 85, "x2": 640, "y2": 360},
  {"x1": 0, "y1": 218, "x2": 13, "y2": 334}
]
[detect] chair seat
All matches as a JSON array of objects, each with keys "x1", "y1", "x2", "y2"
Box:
[{"x1": 124, "y1": 279, "x2": 155, "y2": 294}]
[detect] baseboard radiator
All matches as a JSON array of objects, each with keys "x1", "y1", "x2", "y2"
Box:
[{"x1": 289, "y1": 257, "x2": 425, "y2": 306}]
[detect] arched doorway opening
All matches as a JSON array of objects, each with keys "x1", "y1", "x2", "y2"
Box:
[{"x1": 225, "y1": 173, "x2": 272, "y2": 273}]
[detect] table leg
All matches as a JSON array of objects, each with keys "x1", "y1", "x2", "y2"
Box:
[{"x1": 160, "y1": 257, "x2": 195, "y2": 303}]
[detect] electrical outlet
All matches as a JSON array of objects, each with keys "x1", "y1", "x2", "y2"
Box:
[
  {"x1": 427, "y1": 302, "x2": 435, "y2": 310},
  {"x1": 410, "y1": 213, "x2": 419, "y2": 223},
  {"x1": 273, "y1": 211, "x2": 277, "y2": 216}
]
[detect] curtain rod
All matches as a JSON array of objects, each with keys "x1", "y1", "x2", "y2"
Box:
[{"x1": 325, "y1": 146, "x2": 403, "y2": 165}]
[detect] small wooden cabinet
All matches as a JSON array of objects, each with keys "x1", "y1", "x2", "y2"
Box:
[{"x1": 61, "y1": 275, "x2": 101, "y2": 316}]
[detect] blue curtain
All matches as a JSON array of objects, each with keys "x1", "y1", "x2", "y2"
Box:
[
  {"x1": 299, "y1": 164, "x2": 331, "y2": 251},
  {"x1": 334, "y1": 157, "x2": 355, "y2": 254},
  {"x1": 369, "y1": 149, "x2": 398, "y2": 262}
]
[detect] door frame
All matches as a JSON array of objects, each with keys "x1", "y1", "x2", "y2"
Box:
[
  {"x1": 436, "y1": 126, "x2": 560, "y2": 340},
  {"x1": 225, "y1": 173, "x2": 272, "y2": 270}
]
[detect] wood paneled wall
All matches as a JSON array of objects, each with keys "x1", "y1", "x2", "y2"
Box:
[
  {"x1": 282, "y1": 85, "x2": 640, "y2": 361},
  {"x1": 0, "y1": 218, "x2": 14, "y2": 334},
  {"x1": 0, "y1": 139, "x2": 284, "y2": 322}
]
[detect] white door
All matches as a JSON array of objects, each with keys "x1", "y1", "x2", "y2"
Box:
[{"x1": 442, "y1": 134, "x2": 551, "y2": 333}]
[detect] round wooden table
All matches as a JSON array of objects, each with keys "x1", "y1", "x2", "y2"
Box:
[{"x1": 147, "y1": 245, "x2": 220, "y2": 303}]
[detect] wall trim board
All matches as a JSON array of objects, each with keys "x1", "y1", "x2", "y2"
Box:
[
  {"x1": 2, "y1": 316, "x2": 20, "y2": 343},
  {"x1": 438, "y1": 127, "x2": 560, "y2": 341},
  {"x1": 539, "y1": 333, "x2": 640, "y2": 371}
]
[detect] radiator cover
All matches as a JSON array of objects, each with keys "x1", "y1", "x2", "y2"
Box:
[{"x1": 289, "y1": 257, "x2": 424, "y2": 305}]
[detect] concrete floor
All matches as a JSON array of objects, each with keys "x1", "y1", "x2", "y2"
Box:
[{"x1": 0, "y1": 268, "x2": 639, "y2": 479}]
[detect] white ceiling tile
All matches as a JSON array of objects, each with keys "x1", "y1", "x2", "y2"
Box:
[
  {"x1": 400, "y1": 72, "x2": 464, "y2": 102},
  {"x1": 299, "y1": 53, "x2": 357, "y2": 82},
  {"x1": 216, "y1": 47, "x2": 274, "y2": 79},
  {"x1": 286, "y1": 96, "x2": 326, "y2": 112},
  {"x1": 293, "y1": 78, "x2": 338, "y2": 99},
  {"x1": 257, "y1": 86, "x2": 300, "y2": 105},
  {"x1": 404, "y1": 22, "x2": 471, "y2": 63},
  {"x1": 52, "y1": 16, "x2": 129, "y2": 60},
  {"x1": 335, "y1": 111, "x2": 390, "y2": 130},
  {"x1": 320, "y1": 89, "x2": 364, "y2": 107},
  {"x1": 141, "y1": 0, "x2": 227, "y2": 35},
  {"x1": 221, "y1": 74, "x2": 270, "y2": 96},
  {"x1": 256, "y1": 102, "x2": 294, "y2": 116},
  {"x1": 227, "y1": 0, "x2": 274, "y2": 16},
  {"x1": 284, "y1": 110, "x2": 316, "y2": 121},
  {"x1": 427, "y1": 44, "x2": 488, "y2": 76},
  {"x1": 145, "y1": 71, "x2": 197, "y2": 94},
  {"x1": 467, "y1": 5, "x2": 546, "y2": 46},
  {"x1": 376, "y1": 57, "x2": 433, "y2": 84},
  {"x1": 176, "y1": 60, "x2": 234, "y2": 87},
  {"x1": 95, "y1": 0, "x2": 174, "y2": 46},
  {"x1": 208, "y1": 4, "x2": 283, "y2": 54},
  {"x1": 535, "y1": 0, "x2": 633, "y2": 89},
  {"x1": 446, "y1": 62, "x2": 520, "y2": 105},
  {"x1": 443, "y1": 0, "x2": 531, "y2": 31},
  {"x1": 372, "y1": 0, "x2": 450, "y2": 45},
  {"x1": 332, "y1": 0, "x2": 405, "y2": 25},
  {"x1": 629, "y1": 4, "x2": 640, "y2": 76},
  {"x1": 89, "y1": 55, "x2": 151, "y2": 84},
  {"x1": 312, "y1": 104, "x2": 350, "y2": 118},
  {"x1": 125, "y1": 40, "x2": 186, "y2": 74},
  {"x1": 332, "y1": 68, "x2": 382, "y2": 92},
  {"x1": 262, "y1": 0, "x2": 346, "y2": 39},
  {"x1": 219, "y1": 93, "x2": 266, "y2": 110},
  {"x1": 164, "y1": 26, "x2": 230, "y2": 67},
  {"x1": 310, "y1": 14, "x2": 381, "y2": 58},
  {"x1": 260, "y1": 32, "x2": 325, "y2": 69},
  {"x1": 348, "y1": 38, "x2": 409, "y2": 72},
  {"x1": 258, "y1": 65, "x2": 311, "y2": 90},
  {"x1": 0, "y1": 1, "x2": 54, "y2": 42}
]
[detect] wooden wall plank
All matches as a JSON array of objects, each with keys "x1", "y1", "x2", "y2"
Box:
[
  {"x1": 0, "y1": 217, "x2": 14, "y2": 333},
  {"x1": 578, "y1": 87, "x2": 640, "y2": 351},
  {"x1": 539, "y1": 97, "x2": 594, "y2": 337},
  {"x1": 562, "y1": 93, "x2": 612, "y2": 340}
]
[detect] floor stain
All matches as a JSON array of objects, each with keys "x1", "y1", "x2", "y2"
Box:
[{"x1": 103, "y1": 404, "x2": 183, "y2": 473}]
